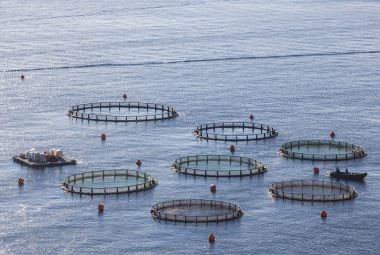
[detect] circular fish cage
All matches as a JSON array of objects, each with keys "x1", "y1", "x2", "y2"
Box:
[
  {"x1": 268, "y1": 180, "x2": 357, "y2": 202},
  {"x1": 193, "y1": 122, "x2": 278, "y2": 141},
  {"x1": 67, "y1": 102, "x2": 178, "y2": 122},
  {"x1": 171, "y1": 155, "x2": 267, "y2": 177},
  {"x1": 150, "y1": 199, "x2": 244, "y2": 223},
  {"x1": 279, "y1": 140, "x2": 367, "y2": 161},
  {"x1": 61, "y1": 169, "x2": 157, "y2": 195}
]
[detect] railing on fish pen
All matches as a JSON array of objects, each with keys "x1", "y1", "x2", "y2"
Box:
[
  {"x1": 61, "y1": 169, "x2": 158, "y2": 195},
  {"x1": 268, "y1": 180, "x2": 357, "y2": 202},
  {"x1": 278, "y1": 139, "x2": 367, "y2": 161},
  {"x1": 171, "y1": 155, "x2": 267, "y2": 177},
  {"x1": 150, "y1": 199, "x2": 244, "y2": 223},
  {"x1": 193, "y1": 122, "x2": 278, "y2": 141},
  {"x1": 67, "y1": 102, "x2": 178, "y2": 122}
]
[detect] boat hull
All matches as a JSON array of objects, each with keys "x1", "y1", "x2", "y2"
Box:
[{"x1": 329, "y1": 171, "x2": 367, "y2": 181}]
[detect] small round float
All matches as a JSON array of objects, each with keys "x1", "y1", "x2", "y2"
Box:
[
  {"x1": 67, "y1": 102, "x2": 178, "y2": 122},
  {"x1": 150, "y1": 199, "x2": 243, "y2": 223},
  {"x1": 18, "y1": 177, "x2": 25, "y2": 186},
  {"x1": 268, "y1": 180, "x2": 357, "y2": 202},
  {"x1": 193, "y1": 122, "x2": 278, "y2": 142},
  {"x1": 278, "y1": 140, "x2": 367, "y2": 161},
  {"x1": 98, "y1": 203, "x2": 105, "y2": 212},
  {"x1": 208, "y1": 233, "x2": 216, "y2": 242},
  {"x1": 320, "y1": 210, "x2": 328, "y2": 218},
  {"x1": 62, "y1": 169, "x2": 157, "y2": 195},
  {"x1": 171, "y1": 155, "x2": 267, "y2": 177}
]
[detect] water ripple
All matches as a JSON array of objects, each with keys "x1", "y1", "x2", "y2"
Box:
[{"x1": 0, "y1": 1, "x2": 201, "y2": 25}]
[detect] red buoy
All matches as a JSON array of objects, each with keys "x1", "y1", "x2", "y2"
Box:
[
  {"x1": 18, "y1": 177, "x2": 25, "y2": 186},
  {"x1": 208, "y1": 233, "x2": 215, "y2": 243},
  {"x1": 20, "y1": 74, "x2": 25, "y2": 80},
  {"x1": 320, "y1": 210, "x2": 327, "y2": 218},
  {"x1": 249, "y1": 113, "x2": 254, "y2": 120},
  {"x1": 136, "y1": 159, "x2": 142, "y2": 167},
  {"x1": 101, "y1": 133, "x2": 106, "y2": 141},
  {"x1": 210, "y1": 184, "x2": 216, "y2": 193},
  {"x1": 229, "y1": 144, "x2": 236, "y2": 153},
  {"x1": 122, "y1": 94, "x2": 127, "y2": 100},
  {"x1": 329, "y1": 131, "x2": 336, "y2": 138},
  {"x1": 98, "y1": 203, "x2": 104, "y2": 213},
  {"x1": 313, "y1": 166, "x2": 320, "y2": 174}
]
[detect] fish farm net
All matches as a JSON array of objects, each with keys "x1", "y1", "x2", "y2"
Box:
[
  {"x1": 61, "y1": 169, "x2": 157, "y2": 195},
  {"x1": 171, "y1": 155, "x2": 267, "y2": 177},
  {"x1": 279, "y1": 140, "x2": 367, "y2": 161},
  {"x1": 150, "y1": 199, "x2": 244, "y2": 223},
  {"x1": 67, "y1": 102, "x2": 178, "y2": 122},
  {"x1": 193, "y1": 122, "x2": 278, "y2": 141},
  {"x1": 268, "y1": 180, "x2": 357, "y2": 202}
]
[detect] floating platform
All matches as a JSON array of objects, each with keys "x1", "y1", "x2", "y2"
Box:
[{"x1": 13, "y1": 156, "x2": 76, "y2": 168}]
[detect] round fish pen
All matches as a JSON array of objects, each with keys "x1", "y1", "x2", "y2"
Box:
[
  {"x1": 171, "y1": 155, "x2": 267, "y2": 177},
  {"x1": 67, "y1": 102, "x2": 178, "y2": 122},
  {"x1": 150, "y1": 199, "x2": 244, "y2": 223},
  {"x1": 268, "y1": 180, "x2": 357, "y2": 202},
  {"x1": 279, "y1": 140, "x2": 367, "y2": 161},
  {"x1": 61, "y1": 169, "x2": 157, "y2": 195},
  {"x1": 193, "y1": 122, "x2": 278, "y2": 141}
]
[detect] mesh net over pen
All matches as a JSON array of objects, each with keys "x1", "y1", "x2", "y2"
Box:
[
  {"x1": 193, "y1": 122, "x2": 278, "y2": 141},
  {"x1": 150, "y1": 199, "x2": 244, "y2": 223},
  {"x1": 67, "y1": 102, "x2": 178, "y2": 122},
  {"x1": 269, "y1": 180, "x2": 357, "y2": 202},
  {"x1": 279, "y1": 140, "x2": 367, "y2": 161},
  {"x1": 171, "y1": 155, "x2": 267, "y2": 177},
  {"x1": 61, "y1": 169, "x2": 157, "y2": 195}
]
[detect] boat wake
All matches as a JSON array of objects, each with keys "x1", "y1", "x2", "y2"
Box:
[{"x1": 3, "y1": 50, "x2": 380, "y2": 73}]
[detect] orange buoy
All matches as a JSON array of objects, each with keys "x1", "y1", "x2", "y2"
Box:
[
  {"x1": 329, "y1": 131, "x2": 336, "y2": 138},
  {"x1": 98, "y1": 203, "x2": 104, "y2": 213},
  {"x1": 229, "y1": 144, "x2": 236, "y2": 153},
  {"x1": 136, "y1": 159, "x2": 142, "y2": 166},
  {"x1": 313, "y1": 166, "x2": 320, "y2": 174},
  {"x1": 122, "y1": 94, "x2": 127, "y2": 100},
  {"x1": 208, "y1": 233, "x2": 215, "y2": 243},
  {"x1": 20, "y1": 74, "x2": 25, "y2": 80},
  {"x1": 249, "y1": 113, "x2": 254, "y2": 120},
  {"x1": 101, "y1": 133, "x2": 106, "y2": 141},
  {"x1": 18, "y1": 177, "x2": 25, "y2": 186},
  {"x1": 320, "y1": 210, "x2": 327, "y2": 218},
  {"x1": 210, "y1": 184, "x2": 216, "y2": 193}
]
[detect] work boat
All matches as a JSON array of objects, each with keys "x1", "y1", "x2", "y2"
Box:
[{"x1": 328, "y1": 169, "x2": 367, "y2": 181}]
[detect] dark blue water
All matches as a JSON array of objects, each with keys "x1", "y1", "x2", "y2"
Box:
[{"x1": 1, "y1": 0, "x2": 380, "y2": 254}]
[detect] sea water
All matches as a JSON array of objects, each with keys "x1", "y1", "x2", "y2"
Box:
[
  {"x1": 289, "y1": 144, "x2": 351, "y2": 155},
  {"x1": 160, "y1": 205, "x2": 234, "y2": 217},
  {"x1": 72, "y1": 176, "x2": 148, "y2": 189},
  {"x1": 204, "y1": 127, "x2": 268, "y2": 136},
  {"x1": 1, "y1": 0, "x2": 380, "y2": 254},
  {"x1": 78, "y1": 106, "x2": 165, "y2": 117},
  {"x1": 185, "y1": 160, "x2": 251, "y2": 171}
]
